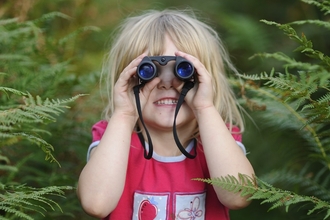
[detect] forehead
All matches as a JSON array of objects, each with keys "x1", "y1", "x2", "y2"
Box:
[
  {"x1": 161, "y1": 34, "x2": 178, "y2": 56},
  {"x1": 146, "y1": 33, "x2": 178, "y2": 57}
]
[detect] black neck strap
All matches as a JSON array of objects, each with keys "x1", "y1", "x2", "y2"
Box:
[
  {"x1": 133, "y1": 81, "x2": 196, "y2": 159},
  {"x1": 133, "y1": 83, "x2": 153, "y2": 159},
  {"x1": 173, "y1": 81, "x2": 197, "y2": 159}
]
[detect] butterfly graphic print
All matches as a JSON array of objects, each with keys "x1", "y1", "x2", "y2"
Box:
[{"x1": 177, "y1": 197, "x2": 203, "y2": 220}]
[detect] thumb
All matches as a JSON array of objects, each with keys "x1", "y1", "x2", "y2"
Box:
[{"x1": 140, "y1": 78, "x2": 160, "y2": 98}]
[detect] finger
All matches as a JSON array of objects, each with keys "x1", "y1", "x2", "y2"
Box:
[
  {"x1": 172, "y1": 77, "x2": 185, "y2": 93},
  {"x1": 119, "y1": 53, "x2": 147, "y2": 82},
  {"x1": 175, "y1": 51, "x2": 209, "y2": 80},
  {"x1": 140, "y1": 77, "x2": 160, "y2": 95},
  {"x1": 175, "y1": 51, "x2": 202, "y2": 68}
]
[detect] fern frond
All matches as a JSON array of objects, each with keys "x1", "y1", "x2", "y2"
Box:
[
  {"x1": 240, "y1": 71, "x2": 315, "y2": 107},
  {"x1": 289, "y1": 20, "x2": 330, "y2": 30},
  {"x1": 250, "y1": 52, "x2": 326, "y2": 71},
  {"x1": 0, "y1": 165, "x2": 18, "y2": 172},
  {"x1": 196, "y1": 174, "x2": 330, "y2": 218},
  {"x1": 0, "y1": 87, "x2": 27, "y2": 96},
  {"x1": 316, "y1": 92, "x2": 330, "y2": 104},
  {"x1": 1, "y1": 93, "x2": 86, "y2": 125},
  {"x1": 0, "y1": 153, "x2": 17, "y2": 172},
  {"x1": 194, "y1": 173, "x2": 257, "y2": 197},
  {"x1": 0, "y1": 17, "x2": 19, "y2": 26},
  {"x1": 59, "y1": 26, "x2": 101, "y2": 45},
  {"x1": 261, "y1": 166, "x2": 330, "y2": 201},
  {"x1": 260, "y1": 19, "x2": 330, "y2": 66},
  {"x1": 301, "y1": 0, "x2": 330, "y2": 15},
  {"x1": 26, "y1": 12, "x2": 72, "y2": 26},
  {"x1": 0, "y1": 185, "x2": 74, "y2": 220},
  {"x1": 238, "y1": 79, "x2": 329, "y2": 167},
  {"x1": 13, "y1": 132, "x2": 57, "y2": 163},
  {"x1": 1, "y1": 93, "x2": 86, "y2": 165},
  {"x1": 0, "y1": 206, "x2": 33, "y2": 220}
]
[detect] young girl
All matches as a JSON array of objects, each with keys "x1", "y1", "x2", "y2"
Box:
[{"x1": 78, "y1": 9, "x2": 255, "y2": 220}]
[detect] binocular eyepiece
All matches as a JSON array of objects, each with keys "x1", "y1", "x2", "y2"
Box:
[{"x1": 137, "y1": 56, "x2": 195, "y2": 82}]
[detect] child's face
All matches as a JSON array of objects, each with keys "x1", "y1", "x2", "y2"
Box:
[{"x1": 141, "y1": 35, "x2": 196, "y2": 133}]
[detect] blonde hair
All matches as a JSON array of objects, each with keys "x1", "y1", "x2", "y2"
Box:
[{"x1": 101, "y1": 9, "x2": 244, "y2": 132}]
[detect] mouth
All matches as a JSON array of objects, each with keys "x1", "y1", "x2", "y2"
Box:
[{"x1": 154, "y1": 98, "x2": 178, "y2": 105}]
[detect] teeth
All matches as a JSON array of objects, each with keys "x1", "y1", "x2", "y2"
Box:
[{"x1": 156, "y1": 99, "x2": 178, "y2": 105}]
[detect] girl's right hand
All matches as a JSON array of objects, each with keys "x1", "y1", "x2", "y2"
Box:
[{"x1": 113, "y1": 53, "x2": 159, "y2": 120}]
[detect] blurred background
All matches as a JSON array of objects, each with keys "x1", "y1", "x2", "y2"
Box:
[{"x1": 1, "y1": 0, "x2": 329, "y2": 219}]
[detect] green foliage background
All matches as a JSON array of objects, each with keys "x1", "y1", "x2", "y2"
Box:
[{"x1": 0, "y1": 0, "x2": 329, "y2": 219}]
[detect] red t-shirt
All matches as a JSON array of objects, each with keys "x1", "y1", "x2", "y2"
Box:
[{"x1": 89, "y1": 120, "x2": 244, "y2": 220}]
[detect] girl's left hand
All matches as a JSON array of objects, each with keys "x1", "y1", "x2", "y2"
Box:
[{"x1": 175, "y1": 51, "x2": 214, "y2": 114}]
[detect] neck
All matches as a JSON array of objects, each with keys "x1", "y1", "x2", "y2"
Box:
[{"x1": 138, "y1": 124, "x2": 195, "y2": 157}]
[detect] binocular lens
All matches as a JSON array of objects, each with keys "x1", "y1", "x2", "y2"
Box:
[
  {"x1": 176, "y1": 62, "x2": 194, "y2": 79},
  {"x1": 138, "y1": 63, "x2": 155, "y2": 81}
]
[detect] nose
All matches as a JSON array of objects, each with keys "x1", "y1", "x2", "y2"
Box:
[{"x1": 157, "y1": 63, "x2": 176, "y2": 89}]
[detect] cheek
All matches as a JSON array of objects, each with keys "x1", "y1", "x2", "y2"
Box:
[{"x1": 183, "y1": 103, "x2": 196, "y2": 119}]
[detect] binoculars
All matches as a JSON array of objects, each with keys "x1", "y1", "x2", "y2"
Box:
[{"x1": 137, "y1": 56, "x2": 195, "y2": 82}]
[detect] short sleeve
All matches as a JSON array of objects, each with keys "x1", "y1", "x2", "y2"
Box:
[
  {"x1": 231, "y1": 126, "x2": 242, "y2": 143},
  {"x1": 91, "y1": 120, "x2": 108, "y2": 142},
  {"x1": 231, "y1": 126, "x2": 246, "y2": 155},
  {"x1": 86, "y1": 120, "x2": 108, "y2": 161}
]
